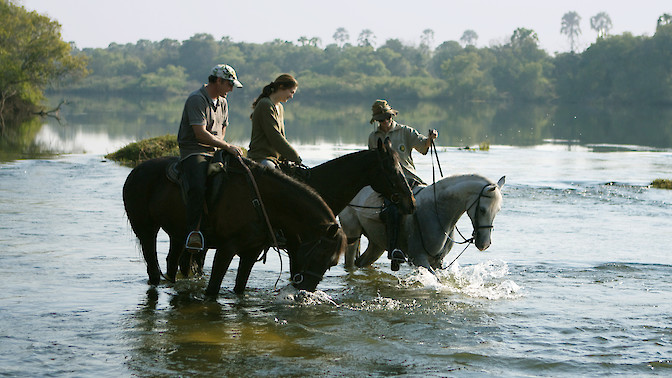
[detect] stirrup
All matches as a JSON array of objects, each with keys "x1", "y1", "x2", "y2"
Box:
[
  {"x1": 389, "y1": 248, "x2": 406, "y2": 271},
  {"x1": 185, "y1": 230, "x2": 204, "y2": 252}
]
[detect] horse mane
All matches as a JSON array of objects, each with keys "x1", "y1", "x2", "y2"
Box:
[
  {"x1": 241, "y1": 157, "x2": 334, "y2": 218},
  {"x1": 313, "y1": 149, "x2": 371, "y2": 170},
  {"x1": 427, "y1": 173, "x2": 496, "y2": 199}
]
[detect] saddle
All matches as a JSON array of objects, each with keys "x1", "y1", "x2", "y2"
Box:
[
  {"x1": 166, "y1": 151, "x2": 230, "y2": 208},
  {"x1": 166, "y1": 152, "x2": 288, "y2": 249}
]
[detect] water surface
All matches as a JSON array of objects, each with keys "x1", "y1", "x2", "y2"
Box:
[{"x1": 1, "y1": 138, "x2": 671, "y2": 376}]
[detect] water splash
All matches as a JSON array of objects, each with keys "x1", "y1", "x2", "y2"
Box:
[
  {"x1": 400, "y1": 260, "x2": 523, "y2": 300},
  {"x1": 275, "y1": 285, "x2": 339, "y2": 306}
]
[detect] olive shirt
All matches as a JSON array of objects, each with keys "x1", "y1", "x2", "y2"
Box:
[
  {"x1": 368, "y1": 120, "x2": 430, "y2": 185},
  {"x1": 177, "y1": 85, "x2": 229, "y2": 159},
  {"x1": 247, "y1": 97, "x2": 301, "y2": 164}
]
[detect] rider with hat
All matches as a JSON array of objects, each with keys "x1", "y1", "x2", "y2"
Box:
[
  {"x1": 368, "y1": 99, "x2": 438, "y2": 270},
  {"x1": 177, "y1": 64, "x2": 244, "y2": 251}
]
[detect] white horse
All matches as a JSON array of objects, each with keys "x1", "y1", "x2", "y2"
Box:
[{"x1": 339, "y1": 174, "x2": 505, "y2": 274}]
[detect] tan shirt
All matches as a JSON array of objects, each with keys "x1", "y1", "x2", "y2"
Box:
[
  {"x1": 368, "y1": 121, "x2": 430, "y2": 184},
  {"x1": 247, "y1": 97, "x2": 301, "y2": 163}
]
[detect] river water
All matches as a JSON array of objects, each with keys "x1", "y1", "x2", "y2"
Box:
[{"x1": 1, "y1": 121, "x2": 672, "y2": 376}]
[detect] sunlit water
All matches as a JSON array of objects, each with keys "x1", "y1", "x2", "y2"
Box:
[{"x1": 1, "y1": 129, "x2": 672, "y2": 376}]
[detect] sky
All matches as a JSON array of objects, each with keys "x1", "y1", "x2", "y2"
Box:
[{"x1": 19, "y1": 0, "x2": 672, "y2": 54}]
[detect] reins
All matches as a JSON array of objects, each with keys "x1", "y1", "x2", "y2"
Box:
[
  {"x1": 422, "y1": 141, "x2": 496, "y2": 268},
  {"x1": 236, "y1": 156, "x2": 285, "y2": 287}
]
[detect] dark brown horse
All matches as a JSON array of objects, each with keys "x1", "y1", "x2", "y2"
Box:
[
  {"x1": 122, "y1": 155, "x2": 345, "y2": 295},
  {"x1": 184, "y1": 138, "x2": 416, "y2": 278},
  {"x1": 281, "y1": 138, "x2": 415, "y2": 215}
]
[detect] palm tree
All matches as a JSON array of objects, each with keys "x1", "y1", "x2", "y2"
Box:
[
  {"x1": 460, "y1": 30, "x2": 479, "y2": 46},
  {"x1": 308, "y1": 37, "x2": 321, "y2": 47},
  {"x1": 658, "y1": 13, "x2": 672, "y2": 30},
  {"x1": 590, "y1": 12, "x2": 613, "y2": 40},
  {"x1": 333, "y1": 27, "x2": 349, "y2": 47},
  {"x1": 561, "y1": 11, "x2": 582, "y2": 53},
  {"x1": 357, "y1": 29, "x2": 376, "y2": 47}
]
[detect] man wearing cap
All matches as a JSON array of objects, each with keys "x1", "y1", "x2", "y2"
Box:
[
  {"x1": 368, "y1": 99, "x2": 438, "y2": 270},
  {"x1": 177, "y1": 64, "x2": 243, "y2": 251}
]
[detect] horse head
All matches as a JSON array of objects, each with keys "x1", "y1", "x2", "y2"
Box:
[
  {"x1": 290, "y1": 223, "x2": 346, "y2": 291},
  {"x1": 465, "y1": 176, "x2": 505, "y2": 251},
  {"x1": 371, "y1": 138, "x2": 416, "y2": 214}
]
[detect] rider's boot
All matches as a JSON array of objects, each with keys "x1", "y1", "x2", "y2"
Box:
[{"x1": 380, "y1": 199, "x2": 406, "y2": 271}]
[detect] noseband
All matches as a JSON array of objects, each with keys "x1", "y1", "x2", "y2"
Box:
[
  {"x1": 414, "y1": 182, "x2": 498, "y2": 262},
  {"x1": 466, "y1": 183, "x2": 496, "y2": 238},
  {"x1": 291, "y1": 235, "x2": 336, "y2": 285}
]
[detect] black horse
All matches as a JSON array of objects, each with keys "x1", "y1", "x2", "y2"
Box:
[{"x1": 122, "y1": 155, "x2": 345, "y2": 295}]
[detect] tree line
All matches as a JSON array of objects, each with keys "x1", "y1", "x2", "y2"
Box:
[
  {"x1": 59, "y1": 14, "x2": 672, "y2": 106},
  {"x1": 2, "y1": 0, "x2": 671, "y2": 144}
]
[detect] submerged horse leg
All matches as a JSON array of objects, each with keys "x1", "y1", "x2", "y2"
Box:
[
  {"x1": 344, "y1": 237, "x2": 361, "y2": 269},
  {"x1": 233, "y1": 248, "x2": 264, "y2": 294},
  {"x1": 354, "y1": 241, "x2": 386, "y2": 268},
  {"x1": 205, "y1": 246, "x2": 236, "y2": 297},
  {"x1": 164, "y1": 235, "x2": 187, "y2": 282},
  {"x1": 137, "y1": 227, "x2": 162, "y2": 285}
]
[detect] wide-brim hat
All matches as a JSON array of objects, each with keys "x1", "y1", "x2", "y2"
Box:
[
  {"x1": 370, "y1": 99, "x2": 398, "y2": 123},
  {"x1": 212, "y1": 64, "x2": 243, "y2": 88}
]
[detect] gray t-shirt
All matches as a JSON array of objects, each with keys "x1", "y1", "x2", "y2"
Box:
[{"x1": 177, "y1": 85, "x2": 229, "y2": 159}]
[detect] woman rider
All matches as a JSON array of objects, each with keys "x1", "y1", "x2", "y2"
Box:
[{"x1": 247, "y1": 74, "x2": 302, "y2": 168}]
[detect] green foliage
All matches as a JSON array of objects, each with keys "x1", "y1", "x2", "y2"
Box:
[
  {"x1": 651, "y1": 179, "x2": 672, "y2": 189},
  {"x1": 0, "y1": 0, "x2": 88, "y2": 138},
  {"x1": 32, "y1": 15, "x2": 672, "y2": 107},
  {"x1": 104, "y1": 134, "x2": 179, "y2": 167}
]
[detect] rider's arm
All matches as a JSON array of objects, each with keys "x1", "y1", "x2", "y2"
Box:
[{"x1": 192, "y1": 124, "x2": 241, "y2": 156}]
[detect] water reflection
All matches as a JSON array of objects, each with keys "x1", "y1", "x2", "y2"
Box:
[
  {"x1": 13, "y1": 95, "x2": 672, "y2": 156},
  {"x1": 125, "y1": 283, "x2": 332, "y2": 376}
]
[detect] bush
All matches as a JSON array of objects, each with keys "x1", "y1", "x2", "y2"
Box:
[
  {"x1": 651, "y1": 178, "x2": 672, "y2": 189},
  {"x1": 105, "y1": 134, "x2": 178, "y2": 167}
]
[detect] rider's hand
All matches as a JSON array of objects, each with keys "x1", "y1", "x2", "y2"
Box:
[{"x1": 224, "y1": 144, "x2": 242, "y2": 157}]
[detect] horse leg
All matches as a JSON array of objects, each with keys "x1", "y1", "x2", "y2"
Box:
[
  {"x1": 205, "y1": 246, "x2": 236, "y2": 298},
  {"x1": 165, "y1": 236, "x2": 186, "y2": 283},
  {"x1": 233, "y1": 248, "x2": 263, "y2": 294},
  {"x1": 354, "y1": 242, "x2": 386, "y2": 268},
  {"x1": 137, "y1": 227, "x2": 162, "y2": 285},
  {"x1": 344, "y1": 237, "x2": 361, "y2": 269}
]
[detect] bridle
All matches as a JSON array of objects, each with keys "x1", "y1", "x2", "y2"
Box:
[
  {"x1": 465, "y1": 183, "x2": 496, "y2": 238},
  {"x1": 377, "y1": 151, "x2": 405, "y2": 205},
  {"x1": 417, "y1": 142, "x2": 498, "y2": 267},
  {"x1": 236, "y1": 156, "x2": 335, "y2": 289},
  {"x1": 290, "y1": 235, "x2": 339, "y2": 285}
]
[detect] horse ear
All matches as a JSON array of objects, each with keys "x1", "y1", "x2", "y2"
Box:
[
  {"x1": 384, "y1": 137, "x2": 392, "y2": 150},
  {"x1": 377, "y1": 137, "x2": 384, "y2": 151},
  {"x1": 497, "y1": 176, "x2": 506, "y2": 188}
]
